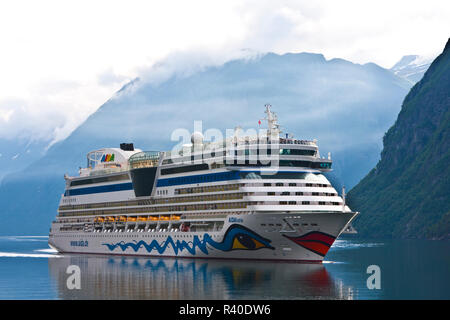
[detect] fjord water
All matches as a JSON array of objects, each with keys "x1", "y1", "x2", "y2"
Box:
[{"x1": 0, "y1": 235, "x2": 448, "y2": 299}]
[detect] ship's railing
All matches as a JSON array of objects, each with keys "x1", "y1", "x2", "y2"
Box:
[
  {"x1": 129, "y1": 151, "x2": 161, "y2": 169},
  {"x1": 77, "y1": 166, "x2": 127, "y2": 177},
  {"x1": 89, "y1": 167, "x2": 128, "y2": 176},
  {"x1": 279, "y1": 138, "x2": 316, "y2": 146},
  {"x1": 164, "y1": 136, "x2": 316, "y2": 157}
]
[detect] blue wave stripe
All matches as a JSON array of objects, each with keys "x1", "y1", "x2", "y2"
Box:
[{"x1": 102, "y1": 224, "x2": 274, "y2": 255}]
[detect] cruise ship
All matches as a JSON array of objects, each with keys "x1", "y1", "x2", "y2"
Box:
[{"x1": 48, "y1": 105, "x2": 358, "y2": 262}]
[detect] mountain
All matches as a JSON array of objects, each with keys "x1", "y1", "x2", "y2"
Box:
[
  {"x1": 0, "y1": 137, "x2": 49, "y2": 182},
  {"x1": 390, "y1": 55, "x2": 433, "y2": 84},
  {"x1": 0, "y1": 51, "x2": 412, "y2": 235},
  {"x1": 348, "y1": 39, "x2": 450, "y2": 239}
]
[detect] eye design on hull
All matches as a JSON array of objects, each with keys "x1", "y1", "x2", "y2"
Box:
[
  {"x1": 220, "y1": 225, "x2": 274, "y2": 251},
  {"x1": 233, "y1": 233, "x2": 264, "y2": 250},
  {"x1": 101, "y1": 224, "x2": 274, "y2": 255}
]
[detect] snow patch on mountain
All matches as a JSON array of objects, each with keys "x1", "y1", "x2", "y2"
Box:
[{"x1": 390, "y1": 55, "x2": 435, "y2": 84}]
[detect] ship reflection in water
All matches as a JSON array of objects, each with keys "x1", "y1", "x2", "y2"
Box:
[{"x1": 48, "y1": 255, "x2": 355, "y2": 299}]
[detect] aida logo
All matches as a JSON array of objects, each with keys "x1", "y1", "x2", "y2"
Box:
[{"x1": 101, "y1": 154, "x2": 115, "y2": 162}]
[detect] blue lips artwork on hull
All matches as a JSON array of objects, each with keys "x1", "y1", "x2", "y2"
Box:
[{"x1": 102, "y1": 224, "x2": 274, "y2": 255}]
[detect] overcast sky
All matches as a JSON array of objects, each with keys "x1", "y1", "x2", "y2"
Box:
[{"x1": 0, "y1": 0, "x2": 449, "y2": 145}]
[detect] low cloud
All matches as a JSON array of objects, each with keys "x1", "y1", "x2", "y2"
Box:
[
  {"x1": 0, "y1": 0, "x2": 448, "y2": 148},
  {"x1": 0, "y1": 76, "x2": 128, "y2": 146},
  {"x1": 97, "y1": 68, "x2": 130, "y2": 87}
]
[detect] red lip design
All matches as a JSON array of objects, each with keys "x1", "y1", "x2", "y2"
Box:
[{"x1": 283, "y1": 232, "x2": 336, "y2": 257}]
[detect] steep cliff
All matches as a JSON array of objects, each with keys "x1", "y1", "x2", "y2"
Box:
[{"x1": 348, "y1": 39, "x2": 450, "y2": 239}]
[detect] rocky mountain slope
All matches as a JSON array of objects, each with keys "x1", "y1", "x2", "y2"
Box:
[{"x1": 348, "y1": 39, "x2": 450, "y2": 239}]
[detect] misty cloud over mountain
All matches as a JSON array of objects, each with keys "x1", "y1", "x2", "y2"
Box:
[{"x1": 0, "y1": 51, "x2": 413, "y2": 235}]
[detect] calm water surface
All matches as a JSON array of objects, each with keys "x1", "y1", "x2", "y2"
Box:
[{"x1": 0, "y1": 235, "x2": 448, "y2": 299}]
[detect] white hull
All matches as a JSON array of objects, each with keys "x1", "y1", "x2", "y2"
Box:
[{"x1": 49, "y1": 211, "x2": 356, "y2": 262}]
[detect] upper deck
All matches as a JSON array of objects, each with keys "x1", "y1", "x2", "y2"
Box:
[
  {"x1": 64, "y1": 105, "x2": 333, "y2": 200},
  {"x1": 129, "y1": 105, "x2": 332, "y2": 175}
]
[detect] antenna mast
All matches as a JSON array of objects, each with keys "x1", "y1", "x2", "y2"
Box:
[{"x1": 264, "y1": 104, "x2": 281, "y2": 136}]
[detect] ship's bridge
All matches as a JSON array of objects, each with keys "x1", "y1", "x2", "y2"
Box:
[
  {"x1": 128, "y1": 151, "x2": 161, "y2": 169},
  {"x1": 128, "y1": 151, "x2": 162, "y2": 197}
]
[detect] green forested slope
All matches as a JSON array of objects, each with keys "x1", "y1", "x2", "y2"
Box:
[{"x1": 348, "y1": 39, "x2": 450, "y2": 239}]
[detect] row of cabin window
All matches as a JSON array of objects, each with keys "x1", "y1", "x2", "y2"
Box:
[
  {"x1": 174, "y1": 183, "x2": 240, "y2": 195},
  {"x1": 278, "y1": 201, "x2": 340, "y2": 205},
  {"x1": 59, "y1": 184, "x2": 240, "y2": 212},
  {"x1": 261, "y1": 223, "x2": 318, "y2": 227},
  {"x1": 264, "y1": 182, "x2": 330, "y2": 187},
  {"x1": 267, "y1": 192, "x2": 337, "y2": 196},
  {"x1": 58, "y1": 202, "x2": 251, "y2": 217}
]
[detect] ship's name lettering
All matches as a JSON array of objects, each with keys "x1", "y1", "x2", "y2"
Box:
[
  {"x1": 70, "y1": 240, "x2": 88, "y2": 247},
  {"x1": 229, "y1": 217, "x2": 243, "y2": 223}
]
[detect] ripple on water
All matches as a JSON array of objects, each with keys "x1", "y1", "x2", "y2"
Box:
[
  {"x1": 0, "y1": 251, "x2": 61, "y2": 258},
  {"x1": 1, "y1": 236, "x2": 49, "y2": 242},
  {"x1": 331, "y1": 240, "x2": 384, "y2": 250}
]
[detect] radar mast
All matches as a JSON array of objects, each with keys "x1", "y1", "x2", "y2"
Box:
[{"x1": 264, "y1": 104, "x2": 281, "y2": 137}]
